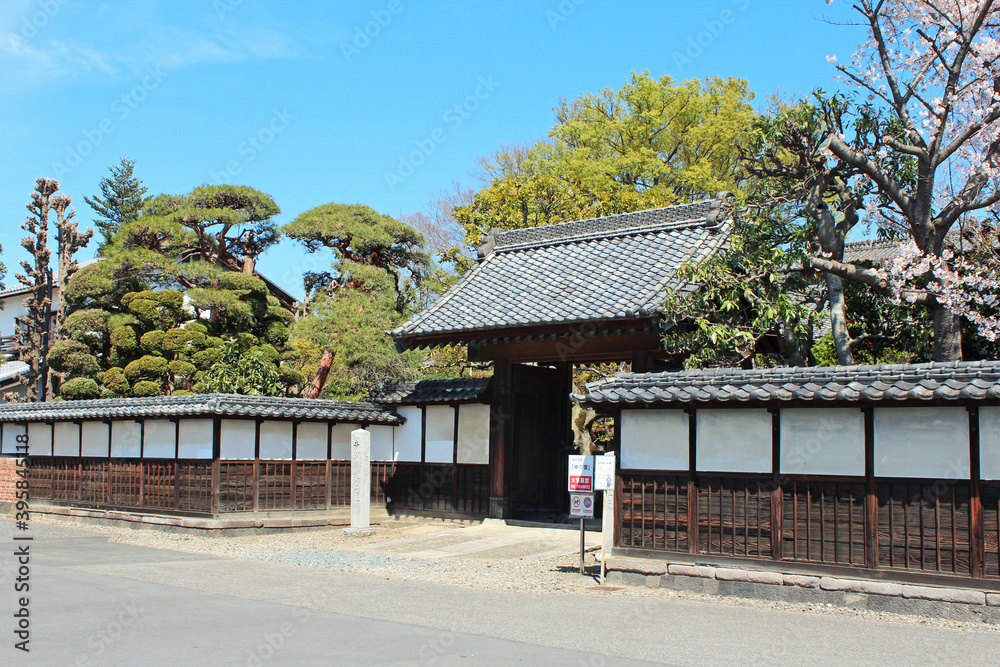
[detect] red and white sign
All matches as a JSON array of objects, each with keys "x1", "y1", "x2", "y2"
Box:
[
  {"x1": 567, "y1": 455, "x2": 594, "y2": 492},
  {"x1": 570, "y1": 492, "x2": 595, "y2": 518}
]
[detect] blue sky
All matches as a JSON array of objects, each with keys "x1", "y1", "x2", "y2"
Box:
[{"x1": 0, "y1": 0, "x2": 861, "y2": 300}]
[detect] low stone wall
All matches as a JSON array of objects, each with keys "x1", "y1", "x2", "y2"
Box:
[{"x1": 607, "y1": 557, "x2": 1000, "y2": 624}]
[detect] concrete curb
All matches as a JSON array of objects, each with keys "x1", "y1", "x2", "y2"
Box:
[{"x1": 608, "y1": 558, "x2": 1000, "y2": 624}]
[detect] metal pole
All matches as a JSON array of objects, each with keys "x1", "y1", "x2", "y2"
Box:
[
  {"x1": 600, "y1": 493, "x2": 606, "y2": 585},
  {"x1": 579, "y1": 517, "x2": 585, "y2": 575}
]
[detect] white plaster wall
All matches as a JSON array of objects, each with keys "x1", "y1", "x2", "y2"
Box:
[
  {"x1": 259, "y1": 421, "x2": 293, "y2": 459},
  {"x1": 331, "y1": 424, "x2": 353, "y2": 460},
  {"x1": 28, "y1": 423, "x2": 52, "y2": 456},
  {"x1": 177, "y1": 419, "x2": 213, "y2": 459},
  {"x1": 696, "y1": 409, "x2": 772, "y2": 474},
  {"x1": 220, "y1": 420, "x2": 256, "y2": 459},
  {"x1": 296, "y1": 422, "x2": 328, "y2": 460},
  {"x1": 620, "y1": 410, "x2": 689, "y2": 471},
  {"x1": 393, "y1": 407, "x2": 423, "y2": 462},
  {"x1": 780, "y1": 408, "x2": 865, "y2": 476},
  {"x1": 52, "y1": 422, "x2": 80, "y2": 456},
  {"x1": 457, "y1": 404, "x2": 490, "y2": 465},
  {"x1": 368, "y1": 425, "x2": 394, "y2": 461},
  {"x1": 424, "y1": 405, "x2": 455, "y2": 463},
  {"x1": 81, "y1": 422, "x2": 110, "y2": 457},
  {"x1": 143, "y1": 419, "x2": 176, "y2": 458},
  {"x1": 110, "y1": 421, "x2": 141, "y2": 458},
  {"x1": 1, "y1": 423, "x2": 26, "y2": 454},
  {"x1": 980, "y1": 406, "x2": 1000, "y2": 480},
  {"x1": 874, "y1": 407, "x2": 970, "y2": 479}
]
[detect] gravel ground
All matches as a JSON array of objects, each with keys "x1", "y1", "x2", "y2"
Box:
[{"x1": 27, "y1": 514, "x2": 1000, "y2": 635}]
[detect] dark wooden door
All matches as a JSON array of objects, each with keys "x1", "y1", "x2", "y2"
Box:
[{"x1": 510, "y1": 364, "x2": 571, "y2": 519}]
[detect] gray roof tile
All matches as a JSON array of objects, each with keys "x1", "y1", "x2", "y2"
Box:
[
  {"x1": 575, "y1": 360, "x2": 1000, "y2": 406},
  {"x1": 368, "y1": 378, "x2": 490, "y2": 404},
  {"x1": 392, "y1": 197, "x2": 732, "y2": 345},
  {"x1": 0, "y1": 393, "x2": 402, "y2": 424}
]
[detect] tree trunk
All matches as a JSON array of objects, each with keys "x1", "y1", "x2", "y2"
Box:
[
  {"x1": 825, "y1": 272, "x2": 854, "y2": 365},
  {"x1": 304, "y1": 349, "x2": 334, "y2": 399},
  {"x1": 931, "y1": 304, "x2": 962, "y2": 362}
]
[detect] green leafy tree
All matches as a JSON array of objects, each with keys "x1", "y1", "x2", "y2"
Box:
[
  {"x1": 452, "y1": 72, "x2": 755, "y2": 254},
  {"x1": 84, "y1": 156, "x2": 149, "y2": 254}
]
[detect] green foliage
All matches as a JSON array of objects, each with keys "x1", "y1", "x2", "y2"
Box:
[
  {"x1": 192, "y1": 348, "x2": 222, "y2": 370},
  {"x1": 663, "y1": 207, "x2": 818, "y2": 368},
  {"x1": 109, "y1": 325, "x2": 138, "y2": 352},
  {"x1": 168, "y1": 360, "x2": 197, "y2": 378},
  {"x1": 47, "y1": 340, "x2": 101, "y2": 377},
  {"x1": 453, "y1": 72, "x2": 755, "y2": 249},
  {"x1": 140, "y1": 330, "x2": 164, "y2": 351},
  {"x1": 121, "y1": 289, "x2": 183, "y2": 327},
  {"x1": 63, "y1": 309, "x2": 110, "y2": 350},
  {"x1": 198, "y1": 339, "x2": 284, "y2": 396},
  {"x1": 84, "y1": 156, "x2": 149, "y2": 253},
  {"x1": 123, "y1": 355, "x2": 169, "y2": 382},
  {"x1": 132, "y1": 380, "x2": 160, "y2": 397},
  {"x1": 59, "y1": 377, "x2": 101, "y2": 400},
  {"x1": 282, "y1": 203, "x2": 429, "y2": 311},
  {"x1": 102, "y1": 367, "x2": 131, "y2": 397}
]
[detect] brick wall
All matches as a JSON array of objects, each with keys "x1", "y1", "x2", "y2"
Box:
[{"x1": 0, "y1": 455, "x2": 19, "y2": 503}]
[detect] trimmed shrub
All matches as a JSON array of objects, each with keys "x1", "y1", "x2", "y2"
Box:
[
  {"x1": 168, "y1": 360, "x2": 197, "y2": 378},
  {"x1": 47, "y1": 340, "x2": 101, "y2": 377},
  {"x1": 60, "y1": 377, "x2": 101, "y2": 400},
  {"x1": 124, "y1": 355, "x2": 169, "y2": 382},
  {"x1": 102, "y1": 367, "x2": 130, "y2": 396},
  {"x1": 192, "y1": 348, "x2": 222, "y2": 369},
  {"x1": 140, "y1": 330, "x2": 165, "y2": 352},
  {"x1": 132, "y1": 380, "x2": 160, "y2": 397}
]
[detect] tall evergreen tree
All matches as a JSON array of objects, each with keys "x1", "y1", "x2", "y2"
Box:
[{"x1": 84, "y1": 156, "x2": 148, "y2": 253}]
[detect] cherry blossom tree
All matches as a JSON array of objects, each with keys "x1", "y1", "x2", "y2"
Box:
[{"x1": 815, "y1": 0, "x2": 1000, "y2": 360}]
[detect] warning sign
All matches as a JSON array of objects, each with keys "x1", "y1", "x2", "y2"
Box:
[
  {"x1": 594, "y1": 454, "x2": 615, "y2": 491},
  {"x1": 570, "y1": 492, "x2": 595, "y2": 518},
  {"x1": 567, "y1": 455, "x2": 594, "y2": 492}
]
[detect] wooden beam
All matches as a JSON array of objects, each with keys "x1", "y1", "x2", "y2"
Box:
[
  {"x1": 969, "y1": 406, "x2": 984, "y2": 579},
  {"x1": 488, "y1": 359, "x2": 513, "y2": 519},
  {"x1": 770, "y1": 408, "x2": 782, "y2": 560},
  {"x1": 864, "y1": 407, "x2": 878, "y2": 570},
  {"x1": 687, "y1": 409, "x2": 698, "y2": 555},
  {"x1": 480, "y1": 331, "x2": 664, "y2": 363}
]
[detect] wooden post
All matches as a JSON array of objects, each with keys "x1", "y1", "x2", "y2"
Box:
[
  {"x1": 452, "y1": 404, "x2": 460, "y2": 511},
  {"x1": 687, "y1": 409, "x2": 698, "y2": 554},
  {"x1": 252, "y1": 419, "x2": 261, "y2": 513},
  {"x1": 770, "y1": 408, "x2": 782, "y2": 560},
  {"x1": 290, "y1": 421, "x2": 298, "y2": 511},
  {"x1": 211, "y1": 417, "x2": 221, "y2": 516},
  {"x1": 864, "y1": 407, "x2": 878, "y2": 570},
  {"x1": 488, "y1": 359, "x2": 513, "y2": 519},
  {"x1": 325, "y1": 422, "x2": 333, "y2": 511},
  {"x1": 969, "y1": 406, "x2": 984, "y2": 579},
  {"x1": 138, "y1": 420, "x2": 145, "y2": 509}
]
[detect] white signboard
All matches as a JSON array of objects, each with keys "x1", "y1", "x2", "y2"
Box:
[
  {"x1": 570, "y1": 492, "x2": 595, "y2": 518},
  {"x1": 594, "y1": 454, "x2": 615, "y2": 491},
  {"x1": 567, "y1": 455, "x2": 594, "y2": 492}
]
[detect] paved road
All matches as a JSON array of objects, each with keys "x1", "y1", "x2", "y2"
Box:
[{"x1": 1, "y1": 520, "x2": 998, "y2": 666}]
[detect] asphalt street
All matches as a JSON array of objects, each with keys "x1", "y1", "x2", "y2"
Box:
[{"x1": 1, "y1": 520, "x2": 998, "y2": 666}]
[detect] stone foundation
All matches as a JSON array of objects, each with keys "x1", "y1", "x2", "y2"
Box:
[{"x1": 607, "y1": 557, "x2": 1000, "y2": 624}]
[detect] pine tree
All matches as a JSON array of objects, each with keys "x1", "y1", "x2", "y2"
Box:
[{"x1": 84, "y1": 156, "x2": 148, "y2": 253}]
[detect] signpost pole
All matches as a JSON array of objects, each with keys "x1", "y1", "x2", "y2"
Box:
[
  {"x1": 600, "y1": 493, "x2": 606, "y2": 585},
  {"x1": 579, "y1": 517, "x2": 585, "y2": 575}
]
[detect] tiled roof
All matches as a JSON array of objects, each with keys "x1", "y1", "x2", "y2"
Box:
[
  {"x1": 0, "y1": 361, "x2": 28, "y2": 384},
  {"x1": 574, "y1": 360, "x2": 1000, "y2": 406},
  {"x1": 391, "y1": 197, "x2": 733, "y2": 346},
  {"x1": 0, "y1": 393, "x2": 402, "y2": 424},
  {"x1": 370, "y1": 377, "x2": 491, "y2": 404},
  {"x1": 843, "y1": 239, "x2": 898, "y2": 265}
]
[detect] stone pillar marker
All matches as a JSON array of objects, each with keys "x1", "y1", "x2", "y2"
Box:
[{"x1": 344, "y1": 428, "x2": 373, "y2": 536}]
